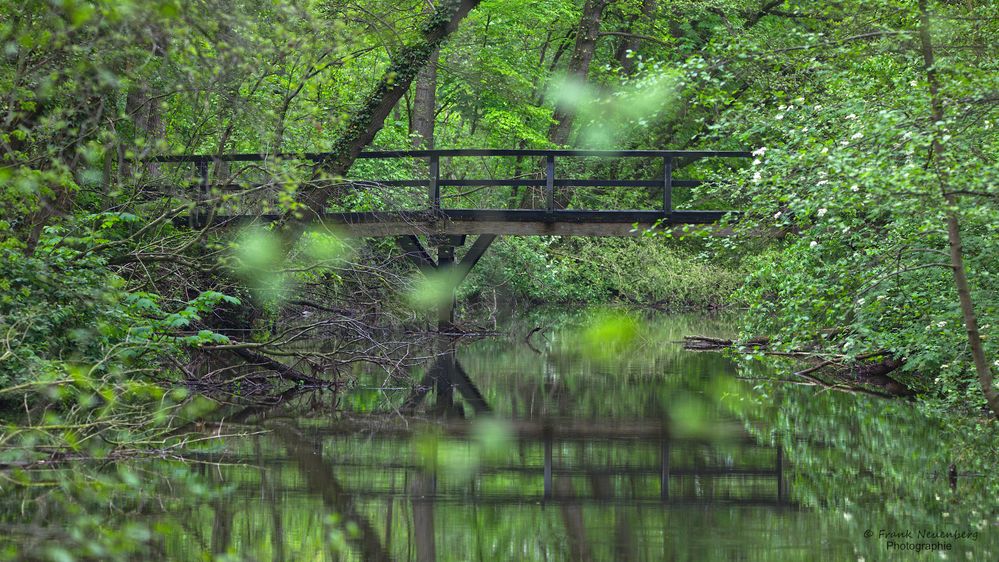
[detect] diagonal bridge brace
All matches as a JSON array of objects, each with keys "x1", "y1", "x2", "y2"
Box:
[
  {"x1": 395, "y1": 235, "x2": 438, "y2": 275},
  {"x1": 394, "y1": 234, "x2": 497, "y2": 330},
  {"x1": 452, "y1": 233, "x2": 495, "y2": 287}
]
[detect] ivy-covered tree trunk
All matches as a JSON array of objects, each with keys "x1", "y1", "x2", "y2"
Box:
[
  {"x1": 276, "y1": 0, "x2": 481, "y2": 247},
  {"x1": 918, "y1": 0, "x2": 999, "y2": 418}
]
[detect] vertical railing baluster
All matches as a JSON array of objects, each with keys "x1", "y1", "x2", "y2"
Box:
[
  {"x1": 429, "y1": 154, "x2": 440, "y2": 218},
  {"x1": 545, "y1": 154, "x2": 555, "y2": 216},
  {"x1": 663, "y1": 155, "x2": 673, "y2": 217}
]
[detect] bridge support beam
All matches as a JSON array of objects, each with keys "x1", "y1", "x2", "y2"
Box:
[
  {"x1": 395, "y1": 234, "x2": 496, "y2": 333},
  {"x1": 433, "y1": 236, "x2": 460, "y2": 331}
]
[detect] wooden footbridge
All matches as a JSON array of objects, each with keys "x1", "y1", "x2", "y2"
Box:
[{"x1": 158, "y1": 148, "x2": 750, "y2": 327}]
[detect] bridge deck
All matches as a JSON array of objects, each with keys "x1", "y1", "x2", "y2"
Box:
[{"x1": 198, "y1": 208, "x2": 736, "y2": 236}]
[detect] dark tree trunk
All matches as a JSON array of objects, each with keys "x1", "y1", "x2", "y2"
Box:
[
  {"x1": 556, "y1": 477, "x2": 593, "y2": 562},
  {"x1": 517, "y1": 0, "x2": 607, "y2": 210},
  {"x1": 613, "y1": 0, "x2": 657, "y2": 74},
  {"x1": 548, "y1": 0, "x2": 608, "y2": 146},
  {"x1": 410, "y1": 471, "x2": 436, "y2": 562},
  {"x1": 412, "y1": 47, "x2": 438, "y2": 148}
]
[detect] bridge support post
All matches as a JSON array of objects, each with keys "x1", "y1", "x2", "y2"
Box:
[
  {"x1": 545, "y1": 154, "x2": 555, "y2": 217},
  {"x1": 397, "y1": 234, "x2": 497, "y2": 333},
  {"x1": 660, "y1": 438, "x2": 670, "y2": 501},
  {"x1": 429, "y1": 235, "x2": 466, "y2": 332},
  {"x1": 435, "y1": 238, "x2": 457, "y2": 331}
]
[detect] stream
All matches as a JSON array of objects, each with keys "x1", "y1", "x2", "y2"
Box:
[{"x1": 4, "y1": 310, "x2": 996, "y2": 560}]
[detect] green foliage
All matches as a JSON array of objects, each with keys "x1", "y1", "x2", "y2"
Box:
[
  {"x1": 0, "y1": 229, "x2": 238, "y2": 391},
  {"x1": 548, "y1": 65, "x2": 684, "y2": 147},
  {"x1": 731, "y1": 370, "x2": 999, "y2": 561},
  {"x1": 1, "y1": 0, "x2": 998, "y2": 556},
  {"x1": 684, "y1": 0, "x2": 999, "y2": 413},
  {"x1": 576, "y1": 308, "x2": 641, "y2": 362},
  {"x1": 470, "y1": 237, "x2": 741, "y2": 308}
]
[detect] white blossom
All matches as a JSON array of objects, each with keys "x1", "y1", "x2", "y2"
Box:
[
  {"x1": 774, "y1": 211, "x2": 782, "y2": 219},
  {"x1": 851, "y1": 185, "x2": 860, "y2": 192},
  {"x1": 775, "y1": 114, "x2": 784, "y2": 120},
  {"x1": 845, "y1": 113, "x2": 857, "y2": 120},
  {"x1": 752, "y1": 147, "x2": 767, "y2": 157},
  {"x1": 816, "y1": 180, "x2": 828, "y2": 186},
  {"x1": 752, "y1": 171, "x2": 762, "y2": 182},
  {"x1": 851, "y1": 132, "x2": 864, "y2": 140},
  {"x1": 817, "y1": 208, "x2": 827, "y2": 217},
  {"x1": 937, "y1": 321, "x2": 947, "y2": 328},
  {"x1": 753, "y1": 159, "x2": 762, "y2": 166},
  {"x1": 809, "y1": 240, "x2": 818, "y2": 248}
]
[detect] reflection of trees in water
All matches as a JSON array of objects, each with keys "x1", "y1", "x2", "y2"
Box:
[
  {"x1": 174, "y1": 389, "x2": 997, "y2": 561},
  {"x1": 732, "y1": 374, "x2": 999, "y2": 560},
  {"x1": 17, "y1": 314, "x2": 995, "y2": 560},
  {"x1": 158, "y1": 381, "x2": 791, "y2": 559},
  {"x1": 148, "y1": 320, "x2": 803, "y2": 560},
  {"x1": 277, "y1": 424, "x2": 392, "y2": 561}
]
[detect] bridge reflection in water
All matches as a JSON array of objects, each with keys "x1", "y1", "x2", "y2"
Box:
[
  {"x1": 388, "y1": 348, "x2": 789, "y2": 504},
  {"x1": 189, "y1": 338, "x2": 794, "y2": 561}
]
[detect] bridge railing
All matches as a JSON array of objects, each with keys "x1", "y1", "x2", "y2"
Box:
[{"x1": 152, "y1": 149, "x2": 752, "y2": 219}]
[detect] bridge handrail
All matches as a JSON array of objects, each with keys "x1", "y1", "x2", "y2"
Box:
[
  {"x1": 150, "y1": 148, "x2": 752, "y2": 163},
  {"x1": 151, "y1": 148, "x2": 751, "y2": 219}
]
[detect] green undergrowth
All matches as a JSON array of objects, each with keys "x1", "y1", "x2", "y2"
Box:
[{"x1": 463, "y1": 236, "x2": 743, "y2": 310}]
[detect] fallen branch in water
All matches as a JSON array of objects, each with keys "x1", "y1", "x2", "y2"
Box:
[
  {"x1": 229, "y1": 348, "x2": 328, "y2": 386},
  {"x1": 835, "y1": 357, "x2": 913, "y2": 398},
  {"x1": 681, "y1": 335, "x2": 914, "y2": 398},
  {"x1": 682, "y1": 335, "x2": 769, "y2": 351}
]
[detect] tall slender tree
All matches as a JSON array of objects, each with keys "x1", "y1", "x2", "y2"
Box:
[{"x1": 918, "y1": 0, "x2": 999, "y2": 417}]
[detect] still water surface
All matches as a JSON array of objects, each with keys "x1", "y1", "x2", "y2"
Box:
[{"x1": 10, "y1": 311, "x2": 999, "y2": 560}]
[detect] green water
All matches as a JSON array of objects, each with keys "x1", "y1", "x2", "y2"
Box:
[{"x1": 3, "y1": 311, "x2": 996, "y2": 560}]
